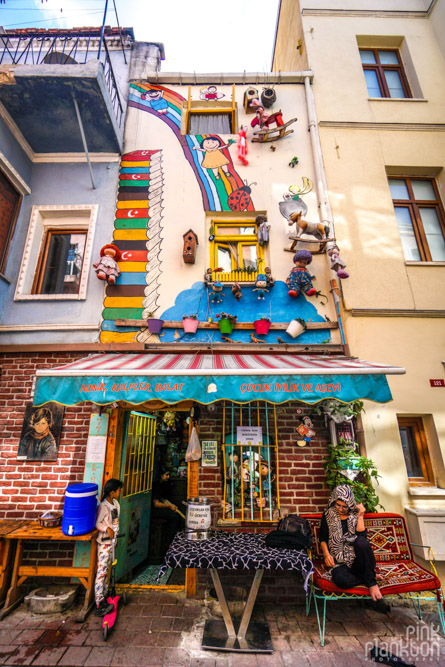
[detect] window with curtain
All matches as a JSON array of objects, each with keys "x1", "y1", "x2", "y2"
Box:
[
  {"x1": 360, "y1": 49, "x2": 411, "y2": 98},
  {"x1": 389, "y1": 177, "x2": 445, "y2": 261},
  {"x1": 32, "y1": 230, "x2": 87, "y2": 295},
  {"x1": 210, "y1": 221, "x2": 265, "y2": 282},
  {"x1": 0, "y1": 170, "x2": 21, "y2": 274},
  {"x1": 188, "y1": 112, "x2": 232, "y2": 134}
]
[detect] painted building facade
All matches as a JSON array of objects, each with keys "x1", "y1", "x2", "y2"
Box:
[
  {"x1": 273, "y1": 0, "x2": 445, "y2": 582},
  {"x1": 0, "y1": 24, "x2": 403, "y2": 602}
]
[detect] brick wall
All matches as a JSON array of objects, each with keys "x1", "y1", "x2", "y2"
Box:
[{"x1": 0, "y1": 352, "x2": 93, "y2": 568}]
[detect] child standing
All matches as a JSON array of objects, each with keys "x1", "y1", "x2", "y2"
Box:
[{"x1": 94, "y1": 479, "x2": 123, "y2": 616}]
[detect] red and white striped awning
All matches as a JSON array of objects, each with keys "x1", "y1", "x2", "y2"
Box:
[{"x1": 36, "y1": 353, "x2": 405, "y2": 377}]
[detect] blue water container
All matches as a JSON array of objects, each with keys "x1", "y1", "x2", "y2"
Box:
[{"x1": 62, "y1": 483, "x2": 98, "y2": 536}]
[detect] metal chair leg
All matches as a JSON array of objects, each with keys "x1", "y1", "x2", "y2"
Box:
[
  {"x1": 306, "y1": 587, "x2": 313, "y2": 617},
  {"x1": 312, "y1": 590, "x2": 327, "y2": 646},
  {"x1": 435, "y1": 595, "x2": 445, "y2": 636}
]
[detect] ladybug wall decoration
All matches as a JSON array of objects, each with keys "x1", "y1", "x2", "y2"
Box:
[{"x1": 227, "y1": 181, "x2": 256, "y2": 212}]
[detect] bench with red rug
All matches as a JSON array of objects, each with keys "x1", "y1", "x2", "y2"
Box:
[{"x1": 302, "y1": 513, "x2": 445, "y2": 645}]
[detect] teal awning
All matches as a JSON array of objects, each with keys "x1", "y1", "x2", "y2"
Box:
[{"x1": 33, "y1": 353, "x2": 404, "y2": 406}]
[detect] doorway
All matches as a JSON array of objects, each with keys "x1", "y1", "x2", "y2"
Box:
[{"x1": 114, "y1": 407, "x2": 190, "y2": 587}]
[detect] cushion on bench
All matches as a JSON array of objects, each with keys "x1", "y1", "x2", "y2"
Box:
[{"x1": 302, "y1": 512, "x2": 441, "y2": 596}]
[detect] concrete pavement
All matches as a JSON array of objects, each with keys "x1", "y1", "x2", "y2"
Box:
[{"x1": 0, "y1": 590, "x2": 443, "y2": 666}]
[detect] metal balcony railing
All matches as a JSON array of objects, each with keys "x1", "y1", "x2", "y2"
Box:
[{"x1": 0, "y1": 32, "x2": 124, "y2": 127}]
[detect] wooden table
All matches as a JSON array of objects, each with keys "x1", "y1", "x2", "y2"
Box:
[
  {"x1": 0, "y1": 522, "x2": 97, "y2": 622},
  {"x1": 0, "y1": 520, "x2": 28, "y2": 606}
]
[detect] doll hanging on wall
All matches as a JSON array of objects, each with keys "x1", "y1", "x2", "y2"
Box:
[
  {"x1": 286, "y1": 249, "x2": 316, "y2": 298},
  {"x1": 237, "y1": 126, "x2": 249, "y2": 166},
  {"x1": 93, "y1": 244, "x2": 121, "y2": 285}
]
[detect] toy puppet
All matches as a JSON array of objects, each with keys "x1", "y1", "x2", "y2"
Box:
[
  {"x1": 286, "y1": 249, "x2": 316, "y2": 298},
  {"x1": 93, "y1": 244, "x2": 121, "y2": 285}
]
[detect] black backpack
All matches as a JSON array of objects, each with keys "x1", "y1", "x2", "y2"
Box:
[
  {"x1": 265, "y1": 514, "x2": 312, "y2": 550},
  {"x1": 279, "y1": 514, "x2": 312, "y2": 547}
]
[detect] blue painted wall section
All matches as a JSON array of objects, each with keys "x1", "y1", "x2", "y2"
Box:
[{"x1": 158, "y1": 281, "x2": 330, "y2": 344}]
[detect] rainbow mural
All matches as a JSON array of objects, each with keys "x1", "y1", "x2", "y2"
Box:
[
  {"x1": 128, "y1": 84, "x2": 254, "y2": 212},
  {"x1": 100, "y1": 150, "x2": 164, "y2": 343}
]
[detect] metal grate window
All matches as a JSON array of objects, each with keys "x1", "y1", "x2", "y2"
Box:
[
  {"x1": 122, "y1": 412, "x2": 156, "y2": 498},
  {"x1": 222, "y1": 401, "x2": 279, "y2": 522}
]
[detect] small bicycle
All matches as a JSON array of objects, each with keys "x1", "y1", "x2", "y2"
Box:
[{"x1": 102, "y1": 534, "x2": 127, "y2": 641}]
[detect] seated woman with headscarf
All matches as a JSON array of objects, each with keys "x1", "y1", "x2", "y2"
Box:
[
  {"x1": 151, "y1": 468, "x2": 183, "y2": 555},
  {"x1": 319, "y1": 485, "x2": 385, "y2": 605}
]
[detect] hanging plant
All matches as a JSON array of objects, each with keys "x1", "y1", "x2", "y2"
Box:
[
  {"x1": 324, "y1": 438, "x2": 383, "y2": 512},
  {"x1": 311, "y1": 399, "x2": 364, "y2": 423},
  {"x1": 182, "y1": 315, "x2": 199, "y2": 334},
  {"x1": 253, "y1": 317, "x2": 271, "y2": 335},
  {"x1": 215, "y1": 312, "x2": 237, "y2": 334},
  {"x1": 146, "y1": 312, "x2": 164, "y2": 334}
]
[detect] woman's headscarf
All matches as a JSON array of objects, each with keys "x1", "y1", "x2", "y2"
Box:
[{"x1": 325, "y1": 485, "x2": 358, "y2": 568}]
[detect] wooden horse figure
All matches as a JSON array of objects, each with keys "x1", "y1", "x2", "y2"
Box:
[
  {"x1": 289, "y1": 211, "x2": 330, "y2": 251},
  {"x1": 249, "y1": 99, "x2": 296, "y2": 143}
]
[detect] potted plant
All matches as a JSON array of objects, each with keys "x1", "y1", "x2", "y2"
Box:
[
  {"x1": 286, "y1": 317, "x2": 307, "y2": 338},
  {"x1": 182, "y1": 315, "x2": 199, "y2": 334},
  {"x1": 312, "y1": 399, "x2": 364, "y2": 424},
  {"x1": 215, "y1": 312, "x2": 237, "y2": 334},
  {"x1": 254, "y1": 317, "x2": 271, "y2": 335},
  {"x1": 146, "y1": 312, "x2": 164, "y2": 334},
  {"x1": 324, "y1": 438, "x2": 383, "y2": 512}
]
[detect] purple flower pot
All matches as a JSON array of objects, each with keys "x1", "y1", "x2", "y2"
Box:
[{"x1": 146, "y1": 318, "x2": 164, "y2": 334}]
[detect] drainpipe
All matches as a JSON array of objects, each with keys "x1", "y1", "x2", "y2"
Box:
[
  {"x1": 72, "y1": 91, "x2": 96, "y2": 190},
  {"x1": 303, "y1": 76, "x2": 348, "y2": 350}
]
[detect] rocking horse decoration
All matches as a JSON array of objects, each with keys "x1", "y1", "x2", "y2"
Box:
[
  {"x1": 280, "y1": 179, "x2": 334, "y2": 252},
  {"x1": 249, "y1": 99, "x2": 297, "y2": 143}
]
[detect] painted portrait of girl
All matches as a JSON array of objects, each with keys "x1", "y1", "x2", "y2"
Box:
[{"x1": 17, "y1": 403, "x2": 64, "y2": 461}]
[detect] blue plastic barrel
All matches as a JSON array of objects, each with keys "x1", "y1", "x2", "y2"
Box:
[{"x1": 62, "y1": 483, "x2": 98, "y2": 536}]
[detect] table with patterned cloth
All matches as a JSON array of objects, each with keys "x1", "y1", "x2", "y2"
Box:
[{"x1": 157, "y1": 530, "x2": 313, "y2": 653}]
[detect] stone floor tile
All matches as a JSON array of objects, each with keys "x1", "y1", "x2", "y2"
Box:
[
  {"x1": 121, "y1": 604, "x2": 145, "y2": 617},
  {"x1": 16, "y1": 629, "x2": 47, "y2": 645},
  {"x1": 288, "y1": 637, "x2": 316, "y2": 652},
  {"x1": 268, "y1": 636, "x2": 291, "y2": 652},
  {"x1": 138, "y1": 647, "x2": 166, "y2": 666},
  {"x1": 157, "y1": 594, "x2": 180, "y2": 605},
  {"x1": 60, "y1": 630, "x2": 89, "y2": 646},
  {"x1": 139, "y1": 604, "x2": 164, "y2": 618},
  {"x1": 227, "y1": 654, "x2": 259, "y2": 666},
  {"x1": 110, "y1": 646, "x2": 144, "y2": 666},
  {"x1": 0, "y1": 629, "x2": 21, "y2": 644},
  {"x1": 172, "y1": 617, "x2": 195, "y2": 632},
  {"x1": 36, "y1": 629, "x2": 67, "y2": 646},
  {"x1": 31, "y1": 646, "x2": 67, "y2": 666},
  {"x1": 305, "y1": 652, "x2": 336, "y2": 667},
  {"x1": 84, "y1": 630, "x2": 106, "y2": 646},
  {"x1": 57, "y1": 646, "x2": 92, "y2": 666},
  {"x1": 3, "y1": 645, "x2": 43, "y2": 665},
  {"x1": 281, "y1": 652, "x2": 310, "y2": 667},
  {"x1": 331, "y1": 635, "x2": 363, "y2": 651},
  {"x1": 132, "y1": 630, "x2": 161, "y2": 647},
  {"x1": 189, "y1": 659, "x2": 218, "y2": 667},
  {"x1": 150, "y1": 616, "x2": 174, "y2": 631},
  {"x1": 253, "y1": 652, "x2": 284, "y2": 666},
  {"x1": 161, "y1": 648, "x2": 190, "y2": 666},
  {"x1": 161, "y1": 604, "x2": 184, "y2": 618},
  {"x1": 155, "y1": 631, "x2": 183, "y2": 648},
  {"x1": 343, "y1": 620, "x2": 375, "y2": 636},
  {"x1": 0, "y1": 645, "x2": 19, "y2": 666},
  {"x1": 84, "y1": 646, "x2": 114, "y2": 667}
]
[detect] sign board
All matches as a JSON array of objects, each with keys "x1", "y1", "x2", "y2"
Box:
[
  {"x1": 237, "y1": 426, "x2": 262, "y2": 447},
  {"x1": 429, "y1": 379, "x2": 445, "y2": 387},
  {"x1": 201, "y1": 440, "x2": 218, "y2": 467}
]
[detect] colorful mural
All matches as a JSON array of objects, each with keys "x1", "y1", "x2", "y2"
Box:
[
  {"x1": 100, "y1": 150, "x2": 164, "y2": 343},
  {"x1": 128, "y1": 84, "x2": 254, "y2": 212}
]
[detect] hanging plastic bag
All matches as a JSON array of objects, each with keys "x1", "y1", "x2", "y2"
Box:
[{"x1": 185, "y1": 426, "x2": 202, "y2": 462}]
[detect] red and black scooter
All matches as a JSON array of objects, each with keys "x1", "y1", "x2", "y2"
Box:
[{"x1": 102, "y1": 534, "x2": 127, "y2": 641}]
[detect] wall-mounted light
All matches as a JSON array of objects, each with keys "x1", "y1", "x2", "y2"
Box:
[{"x1": 207, "y1": 382, "x2": 217, "y2": 394}]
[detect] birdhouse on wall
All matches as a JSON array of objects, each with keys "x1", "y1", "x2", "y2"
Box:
[
  {"x1": 243, "y1": 87, "x2": 259, "y2": 114},
  {"x1": 183, "y1": 229, "x2": 198, "y2": 264}
]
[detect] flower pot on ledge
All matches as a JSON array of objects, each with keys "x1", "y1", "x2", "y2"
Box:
[
  {"x1": 218, "y1": 318, "x2": 234, "y2": 334},
  {"x1": 254, "y1": 319, "x2": 271, "y2": 335},
  {"x1": 182, "y1": 318, "x2": 199, "y2": 334},
  {"x1": 146, "y1": 318, "x2": 164, "y2": 334}
]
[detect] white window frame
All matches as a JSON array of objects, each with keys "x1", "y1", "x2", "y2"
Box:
[{"x1": 14, "y1": 204, "x2": 97, "y2": 301}]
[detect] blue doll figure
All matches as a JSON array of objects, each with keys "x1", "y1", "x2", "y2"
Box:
[
  {"x1": 253, "y1": 274, "x2": 269, "y2": 300},
  {"x1": 141, "y1": 89, "x2": 169, "y2": 114},
  {"x1": 210, "y1": 281, "x2": 224, "y2": 304},
  {"x1": 286, "y1": 249, "x2": 317, "y2": 298}
]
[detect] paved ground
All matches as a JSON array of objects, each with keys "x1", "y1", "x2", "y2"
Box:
[{"x1": 0, "y1": 590, "x2": 443, "y2": 666}]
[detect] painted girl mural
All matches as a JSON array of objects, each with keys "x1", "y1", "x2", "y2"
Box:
[{"x1": 192, "y1": 136, "x2": 232, "y2": 179}]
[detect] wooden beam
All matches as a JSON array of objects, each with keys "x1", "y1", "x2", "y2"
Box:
[
  {"x1": 0, "y1": 343, "x2": 145, "y2": 353},
  {"x1": 116, "y1": 319, "x2": 338, "y2": 330}
]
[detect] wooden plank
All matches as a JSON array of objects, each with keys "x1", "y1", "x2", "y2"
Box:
[
  {"x1": 0, "y1": 343, "x2": 145, "y2": 352},
  {"x1": 0, "y1": 520, "x2": 28, "y2": 537},
  {"x1": 18, "y1": 566, "x2": 90, "y2": 577},
  {"x1": 115, "y1": 319, "x2": 338, "y2": 330},
  {"x1": 5, "y1": 523, "x2": 97, "y2": 541}
]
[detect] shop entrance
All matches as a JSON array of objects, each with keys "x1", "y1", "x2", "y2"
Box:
[{"x1": 114, "y1": 407, "x2": 190, "y2": 587}]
